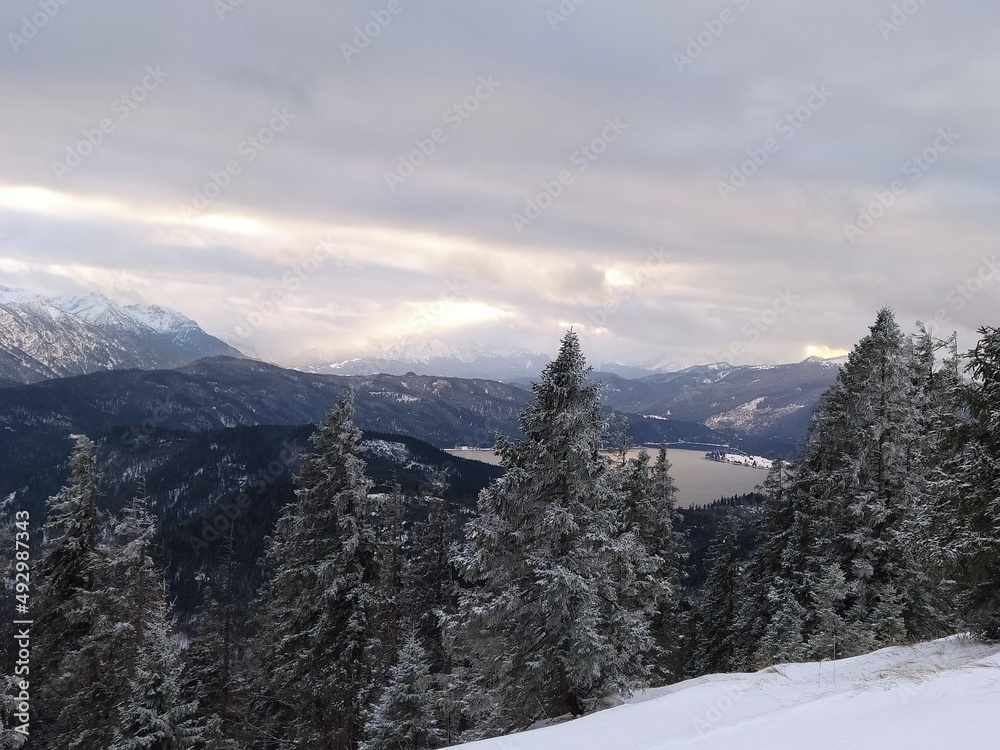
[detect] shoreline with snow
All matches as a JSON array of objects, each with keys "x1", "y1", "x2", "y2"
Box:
[{"x1": 704, "y1": 451, "x2": 773, "y2": 471}]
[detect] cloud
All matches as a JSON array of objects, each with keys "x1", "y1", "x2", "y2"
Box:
[{"x1": 1, "y1": 0, "x2": 997, "y2": 365}]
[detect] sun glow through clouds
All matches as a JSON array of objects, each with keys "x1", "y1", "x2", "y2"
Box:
[{"x1": 805, "y1": 344, "x2": 850, "y2": 359}]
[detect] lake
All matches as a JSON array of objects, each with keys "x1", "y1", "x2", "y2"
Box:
[{"x1": 445, "y1": 447, "x2": 769, "y2": 508}]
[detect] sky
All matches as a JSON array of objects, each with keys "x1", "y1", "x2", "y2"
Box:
[{"x1": 1, "y1": 0, "x2": 998, "y2": 369}]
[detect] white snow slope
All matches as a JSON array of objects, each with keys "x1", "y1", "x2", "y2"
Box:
[{"x1": 455, "y1": 637, "x2": 1000, "y2": 750}]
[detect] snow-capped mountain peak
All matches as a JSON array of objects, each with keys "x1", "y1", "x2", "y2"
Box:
[
  {"x1": 0, "y1": 284, "x2": 44, "y2": 305},
  {"x1": 0, "y1": 284, "x2": 243, "y2": 383},
  {"x1": 802, "y1": 354, "x2": 850, "y2": 366},
  {"x1": 121, "y1": 303, "x2": 197, "y2": 334},
  {"x1": 50, "y1": 292, "x2": 135, "y2": 327}
]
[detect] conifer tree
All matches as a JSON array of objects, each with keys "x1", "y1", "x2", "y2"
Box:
[
  {"x1": 692, "y1": 514, "x2": 744, "y2": 675},
  {"x1": 743, "y1": 309, "x2": 955, "y2": 664},
  {"x1": 618, "y1": 446, "x2": 684, "y2": 681},
  {"x1": 0, "y1": 679, "x2": 25, "y2": 749},
  {"x1": 249, "y1": 391, "x2": 383, "y2": 749},
  {"x1": 110, "y1": 590, "x2": 201, "y2": 749},
  {"x1": 33, "y1": 436, "x2": 103, "y2": 748},
  {"x1": 453, "y1": 331, "x2": 658, "y2": 732},
  {"x1": 360, "y1": 635, "x2": 444, "y2": 750},
  {"x1": 408, "y1": 469, "x2": 458, "y2": 674},
  {"x1": 739, "y1": 459, "x2": 807, "y2": 667},
  {"x1": 378, "y1": 482, "x2": 409, "y2": 665},
  {"x1": 182, "y1": 538, "x2": 242, "y2": 750},
  {"x1": 953, "y1": 326, "x2": 1000, "y2": 635},
  {"x1": 100, "y1": 489, "x2": 203, "y2": 748}
]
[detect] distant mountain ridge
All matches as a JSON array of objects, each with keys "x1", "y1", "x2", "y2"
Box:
[
  {"x1": 591, "y1": 358, "x2": 844, "y2": 455},
  {"x1": 0, "y1": 285, "x2": 243, "y2": 383},
  {"x1": 284, "y1": 343, "x2": 554, "y2": 381},
  {"x1": 284, "y1": 344, "x2": 730, "y2": 382}
]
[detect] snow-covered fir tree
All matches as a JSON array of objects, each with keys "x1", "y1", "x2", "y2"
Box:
[
  {"x1": 737, "y1": 459, "x2": 806, "y2": 667},
  {"x1": 617, "y1": 445, "x2": 684, "y2": 681},
  {"x1": 691, "y1": 514, "x2": 744, "y2": 675},
  {"x1": 0, "y1": 679, "x2": 25, "y2": 749},
  {"x1": 33, "y1": 436, "x2": 103, "y2": 748},
  {"x1": 407, "y1": 469, "x2": 459, "y2": 673},
  {"x1": 378, "y1": 482, "x2": 409, "y2": 666},
  {"x1": 953, "y1": 326, "x2": 1000, "y2": 636},
  {"x1": 452, "y1": 331, "x2": 660, "y2": 732},
  {"x1": 182, "y1": 538, "x2": 243, "y2": 750},
  {"x1": 110, "y1": 589, "x2": 201, "y2": 749},
  {"x1": 360, "y1": 634, "x2": 444, "y2": 750},
  {"x1": 102, "y1": 488, "x2": 202, "y2": 749},
  {"x1": 743, "y1": 309, "x2": 956, "y2": 664},
  {"x1": 249, "y1": 390, "x2": 384, "y2": 749}
]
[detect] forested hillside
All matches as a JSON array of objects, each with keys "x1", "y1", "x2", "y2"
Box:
[{"x1": 5, "y1": 314, "x2": 1000, "y2": 748}]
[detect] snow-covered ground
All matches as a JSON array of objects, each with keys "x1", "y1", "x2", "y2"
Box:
[
  {"x1": 455, "y1": 637, "x2": 1000, "y2": 750},
  {"x1": 706, "y1": 452, "x2": 773, "y2": 470}
]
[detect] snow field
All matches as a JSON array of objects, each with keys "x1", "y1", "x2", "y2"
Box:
[{"x1": 454, "y1": 637, "x2": 1000, "y2": 750}]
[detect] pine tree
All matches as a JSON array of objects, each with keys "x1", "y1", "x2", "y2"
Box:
[
  {"x1": 33, "y1": 436, "x2": 104, "y2": 748},
  {"x1": 898, "y1": 324, "x2": 962, "y2": 639},
  {"x1": 953, "y1": 326, "x2": 1000, "y2": 635},
  {"x1": 804, "y1": 563, "x2": 860, "y2": 661},
  {"x1": 692, "y1": 514, "x2": 744, "y2": 674},
  {"x1": 0, "y1": 678, "x2": 26, "y2": 749},
  {"x1": 408, "y1": 469, "x2": 459, "y2": 674},
  {"x1": 452, "y1": 331, "x2": 658, "y2": 732},
  {"x1": 182, "y1": 538, "x2": 242, "y2": 750},
  {"x1": 740, "y1": 459, "x2": 809, "y2": 667},
  {"x1": 249, "y1": 390, "x2": 383, "y2": 749},
  {"x1": 819, "y1": 308, "x2": 920, "y2": 642},
  {"x1": 618, "y1": 446, "x2": 684, "y2": 681},
  {"x1": 743, "y1": 309, "x2": 956, "y2": 664},
  {"x1": 360, "y1": 635, "x2": 444, "y2": 750},
  {"x1": 378, "y1": 482, "x2": 409, "y2": 666},
  {"x1": 110, "y1": 591, "x2": 201, "y2": 749},
  {"x1": 61, "y1": 489, "x2": 159, "y2": 749},
  {"x1": 98, "y1": 488, "x2": 203, "y2": 749}
]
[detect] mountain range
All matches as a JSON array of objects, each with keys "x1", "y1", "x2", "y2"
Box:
[
  {"x1": 284, "y1": 342, "x2": 692, "y2": 381},
  {"x1": 591, "y1": 358, "x2": 844, "y2": 455},
  {"x1": 0, "y1": 289, "x2": 849, "y2": 617},
  {"x1": 284, "y1": 343, "x2": 554, "y2": 381},
  {"x1": 0, "y1": 356, "x2": 736, "y2": 492},
  {"x1": 0, "y1": 285, "x2": 243, "y2": 383}
]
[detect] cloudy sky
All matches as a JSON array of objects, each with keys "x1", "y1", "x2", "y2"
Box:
[{"x1": 2, "y1": 0, "x2": 998, "y2": 368}]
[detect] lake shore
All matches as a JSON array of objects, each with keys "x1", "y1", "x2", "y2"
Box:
[{"x1": 445, "y1": 446, "x2": 768, "y2": 508}]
